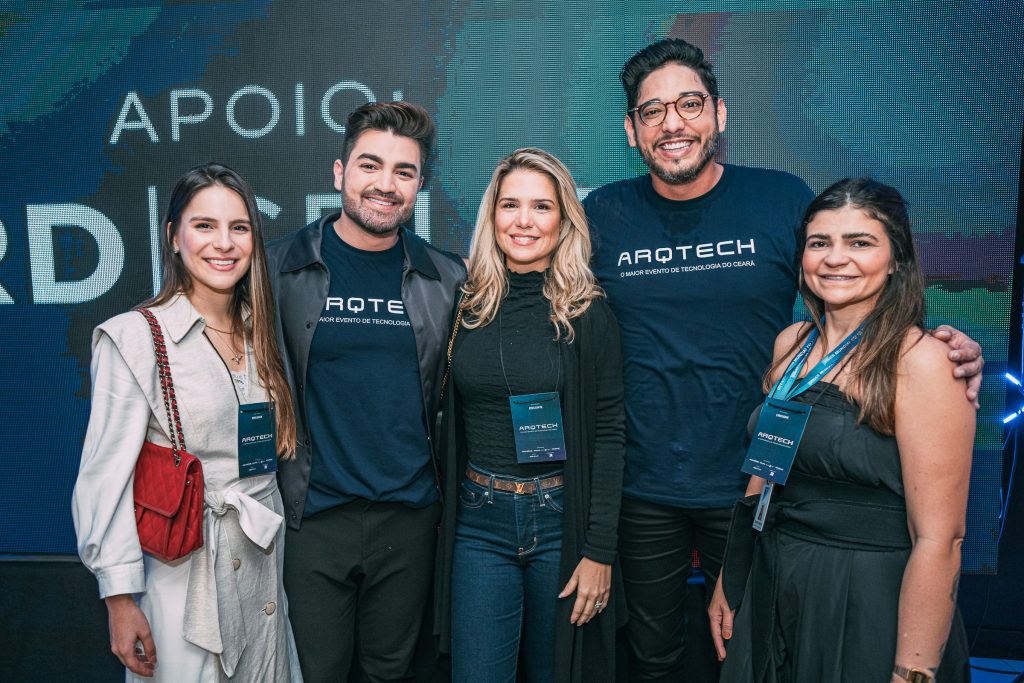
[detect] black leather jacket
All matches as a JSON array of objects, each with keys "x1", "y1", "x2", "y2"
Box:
[{"x1": 267, "y1": 213, "x2": 465, "y2": 528}]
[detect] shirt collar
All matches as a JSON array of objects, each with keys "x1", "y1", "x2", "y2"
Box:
[
  {"x1": 159, "y1": 293, "x2": 203, "y2": 344},
  {"x1": 160, "y1": 293, "x2": 251, "y2": 344}
]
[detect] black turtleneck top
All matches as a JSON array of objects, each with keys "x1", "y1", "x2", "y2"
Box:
[{"x1": 451, "y1": 270, "x2": 564, "y2": 478}]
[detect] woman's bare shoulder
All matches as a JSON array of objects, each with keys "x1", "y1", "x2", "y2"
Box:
[
  {"x1": 899, "y1": 327, "x2": 957, "y2": 379},
  {"x1": 773, "y1": 321, "x2": 813, "y2": 361}
]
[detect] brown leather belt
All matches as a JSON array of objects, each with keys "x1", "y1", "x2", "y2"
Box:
[{"x1": 465, "y1": 467, "x2": 563, "y2": 495}]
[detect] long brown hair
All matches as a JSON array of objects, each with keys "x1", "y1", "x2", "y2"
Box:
[
  {"x1": 461, "y1": 148, "x2": 602, "y2": 342},
  {"x1": 145, "y1": 163, "x2": 297, "y2": 456},
  {"x1": 765, "y1": 178, "x2": 926, "y2": 434}
]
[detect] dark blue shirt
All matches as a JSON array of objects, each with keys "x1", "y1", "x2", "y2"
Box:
[
  {"x1": 304, "y1": 228, "x2": 437, "y2": 513},
  {"x1": 584, "y1": 165, "x2": 813, "y2": 508}
]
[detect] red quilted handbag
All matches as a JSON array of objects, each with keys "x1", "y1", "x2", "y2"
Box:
[{"x1": 132, "y1": 307, "x2": 205, "y2": 562}]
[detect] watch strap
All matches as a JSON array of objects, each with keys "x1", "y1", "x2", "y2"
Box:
[{"x1": 893, "y1": 664, "x2": 934, "y2": 683}]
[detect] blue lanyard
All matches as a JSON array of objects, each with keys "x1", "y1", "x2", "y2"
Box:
[{"x1": 769, "y1": 324, "x2": 864, "y2": 401}]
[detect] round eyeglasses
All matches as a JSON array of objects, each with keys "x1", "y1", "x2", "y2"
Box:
[{"x1": 628, "y1": 93, "x2": 712, "y2": 127}]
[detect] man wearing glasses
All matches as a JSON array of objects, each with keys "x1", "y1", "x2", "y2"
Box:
[{"x1": 582, "y1": 38, "x2": 983, "y2": 680}]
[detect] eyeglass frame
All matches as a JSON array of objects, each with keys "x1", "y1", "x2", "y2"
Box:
[{"x1": 627, "y1": 92, "x2": 714, "y2": 127}]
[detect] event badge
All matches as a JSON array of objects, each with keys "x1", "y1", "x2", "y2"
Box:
[
  {"x1": 238, "y1": 402, "x2": 277, "y2": 477},
  {"x1": 742, "y1": 397, "x2": 811, "y2": 485},
  {"x1": 743, "y1": 397, "x2": 811, "y2": 531},
  {"x1": 741, "y1": 322, "x2": 862, "y2": 531},
  {"x1": 509, "y1": 392, "x2": 567, "y2": 464}
]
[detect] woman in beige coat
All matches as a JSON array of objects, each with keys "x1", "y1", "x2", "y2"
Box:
[{"x1": 72, "y1": 163, "x2": 300, "y2": 681}]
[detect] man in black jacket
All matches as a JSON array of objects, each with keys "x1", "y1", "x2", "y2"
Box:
[{"x1": 267, "y1": 101, "x2": 464, "y2": 682}]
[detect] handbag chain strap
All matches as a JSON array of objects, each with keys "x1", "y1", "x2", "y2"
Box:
[
  {"x1": 137, "y1": 308, "x2": 188, "y2": 465},
  {"x1": 440, "y1": 297, "x2": 465, "y2": 400}
]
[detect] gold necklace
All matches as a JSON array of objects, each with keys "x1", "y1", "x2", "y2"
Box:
[{"x1": 205, "y1": 326, "x2": 243, "y2": 365}]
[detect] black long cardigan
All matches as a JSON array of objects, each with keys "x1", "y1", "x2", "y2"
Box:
[{"x1": 433, "y1": 295, "x2": 627, "y2": 682}]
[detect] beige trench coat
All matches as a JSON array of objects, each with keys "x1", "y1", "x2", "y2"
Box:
[{"x1": 72, "y1": 293, "x2": 301, "y2": 682}]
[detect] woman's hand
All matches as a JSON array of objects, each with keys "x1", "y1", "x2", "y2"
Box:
[
  {"x1": 708, "y1": 574, "x2": 736, "y2": 661},
  {"x1": 558, "y1": 557, "x2": 611, "y2": 626},
  {"x1": 105, "y1": 594, "x2": 157, "y2": 677}
]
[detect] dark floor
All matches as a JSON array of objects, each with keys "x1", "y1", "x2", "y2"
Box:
[{"x1": 4, "y1": 559, "x2": 1022, "y2": 681}]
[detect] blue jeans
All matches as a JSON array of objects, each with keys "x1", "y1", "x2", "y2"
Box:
[{"x1": 451, "y1": 465, "x2": 564, "y2": 683}]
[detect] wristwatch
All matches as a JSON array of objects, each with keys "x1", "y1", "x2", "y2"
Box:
[{"x1": 893, "y1": 664, "x2": 934, "y2": 682}]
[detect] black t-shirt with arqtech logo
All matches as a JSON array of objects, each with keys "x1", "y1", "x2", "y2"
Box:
[
  {"x1": 584, "y1": 165, "x2": 813, "y2": 509},
  {"x1": 304, "y1": 228, "x2": 437, "y2": 515}
]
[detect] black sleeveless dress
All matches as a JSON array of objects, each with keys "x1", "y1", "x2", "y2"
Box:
[{"x1": 720, "y1": 382, "x2": 970, "y2": 682}]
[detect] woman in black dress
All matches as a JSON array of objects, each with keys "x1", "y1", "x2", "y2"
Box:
[{"x1": 709, "y1": 178, "x2": 974, "y2": 683}]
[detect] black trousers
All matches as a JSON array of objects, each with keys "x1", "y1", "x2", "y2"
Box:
[
  {"x1": 618, "y1": 496, "x2": 732, "y2": 682},
  {"x1": 284, "y1": 499, "x2": 442, "y2": 683}
]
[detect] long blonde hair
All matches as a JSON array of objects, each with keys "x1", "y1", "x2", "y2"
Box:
[{"x1": 461, "y1": 148, "x2": 602, "y2": 341}]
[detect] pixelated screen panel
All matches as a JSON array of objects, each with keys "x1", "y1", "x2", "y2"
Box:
[{"x1": 0, "y1": 1, "x2": 1018, "y2": 572}]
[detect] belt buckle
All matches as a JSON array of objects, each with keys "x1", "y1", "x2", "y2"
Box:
[{"x1": 514, "y1": 481, "x2": 528, "y2": 494}]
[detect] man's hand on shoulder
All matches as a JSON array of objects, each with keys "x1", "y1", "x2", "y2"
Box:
[{"x1": 932, "y1": 325, "x2": 984, "y2": 408}]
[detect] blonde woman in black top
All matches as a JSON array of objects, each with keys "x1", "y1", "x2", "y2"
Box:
[{"x1": 434, "y1": 148, "x2": 625, "y2": 682}]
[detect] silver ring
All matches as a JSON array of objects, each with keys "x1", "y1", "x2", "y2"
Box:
[{"x1": 594, "y1": 600, "x2": 604, "y2": 609}]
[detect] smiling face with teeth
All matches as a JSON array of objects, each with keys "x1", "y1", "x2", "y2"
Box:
[
  {"x1": 171, "y1": 184, "x2": 254, "y2": 300},
  {"x1": 625, "y1": 62, "x2": 728, "y2": 200},
  {"x1": 494, "y1": 169, "x2": 563, "y2": 273},
  {"x1": 802, "y1": 205, "x2": 895, "y2": 318},
  {"x1": 333, "y1": 129, "x2": 422, "y2": 248}
]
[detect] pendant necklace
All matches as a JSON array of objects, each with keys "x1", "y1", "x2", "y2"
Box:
[{"x1": 206, "y1": 324, "x2": 243, "y2": 366}]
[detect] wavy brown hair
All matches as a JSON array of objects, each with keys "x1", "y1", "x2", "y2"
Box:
[
  {"x1": 764, "y1": 178, "x2": 926, "y2": 435},
  {"x1": 145, "y1": 163, "x2": 297, "y2": 456},
  {"x1": 461, "y1": 148, "x2": 602, "y2": 341},
  {"x1": 341, "y1": 101, "x2": 436, "y2": 181}
]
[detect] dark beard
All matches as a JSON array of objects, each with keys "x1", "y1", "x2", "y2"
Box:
[
  {"x1": 342, "y1": 192, "x2": 414, "y2": 235},
  {"x1": 641, "y1": 125, "x2": 720, "y2": 185}
]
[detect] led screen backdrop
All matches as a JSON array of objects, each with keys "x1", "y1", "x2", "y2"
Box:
[{"x1": 0, "y1": 1, "x2": 1019, "y2": 572}]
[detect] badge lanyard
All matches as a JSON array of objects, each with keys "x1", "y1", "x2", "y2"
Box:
[
  {"x1": 749, "y1": 323, "x2": 864, "y2": 530},
  {"x1": 205, "y1": 331, "x2": 278, "y2": 478},
  {"x1": 499, "y1": 308, "x2": 568, "y2": 463},
  {"x1": 770, "y1": 324, "x2": 864, "y2": 401}
]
